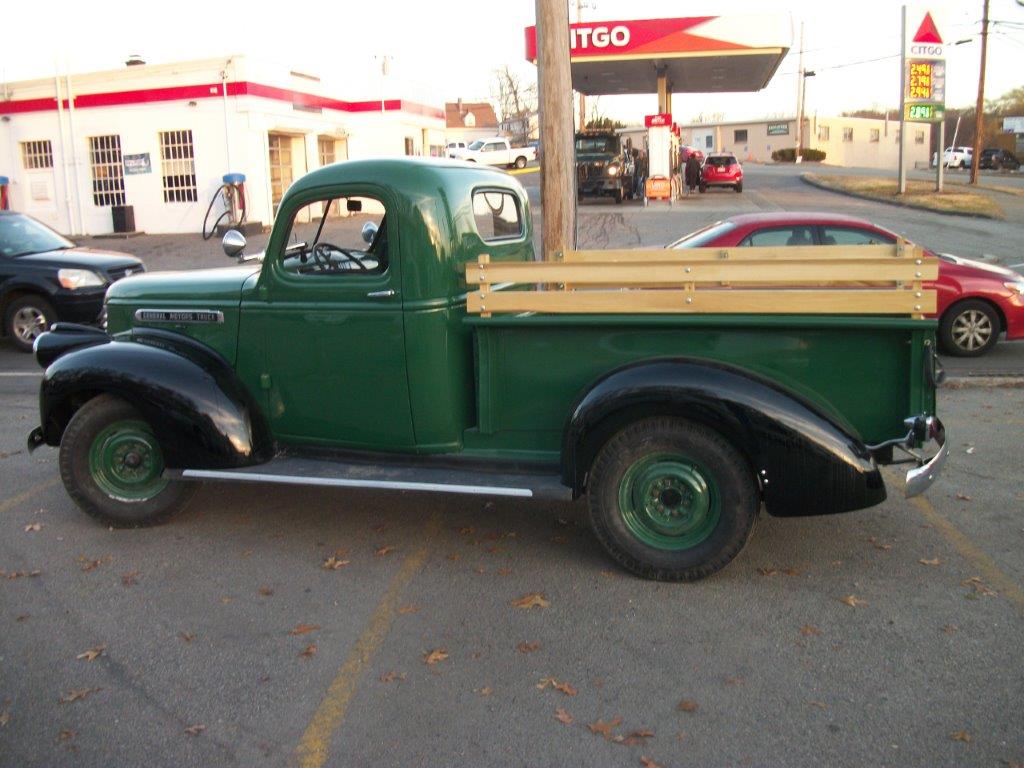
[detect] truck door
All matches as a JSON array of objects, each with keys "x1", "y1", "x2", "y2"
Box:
[{"x1": 257, "y1": 187, "x2": 415, "y2": 449}]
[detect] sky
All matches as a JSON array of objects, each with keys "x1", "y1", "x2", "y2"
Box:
[{"x1": 2, "y1": 0, "x2": 1022, "y2": 125}]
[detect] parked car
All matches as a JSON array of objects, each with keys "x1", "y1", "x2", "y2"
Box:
[
  {"x1": 700, "y1": 153, "x2": 743, "y2": 193},
  {"x1": 445, "y1": 141, "x2": 467, "y2": 153},
  {"x1": 27, "y1": 159, "x2": 944, "y2": 582},
  {"x1": 448, "y1": 137, "x2": 537, "y2": 169},
  {"x1": 0, "y1": 211, "x2": 144, "y2": 352},
  {"x1": 680, "y1": 146, "x2": 705, "y2": 163},
  {"x1": 667, "y1": 212, "x2": 1024, "y2": 357},
  {"x1": 979, "y1": 148, "x2": 1021, "y2": 171},
  {"x1": 932, "y1": 146, "x2": 973, "y2": 169}
]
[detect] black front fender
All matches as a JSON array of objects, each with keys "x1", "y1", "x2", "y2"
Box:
[
  {"x1": 37, "y1": 328, "x2": 273, "y2": 469},
  {"x1": 562, "y1": 359, "x2": 885, "y2": 516}
]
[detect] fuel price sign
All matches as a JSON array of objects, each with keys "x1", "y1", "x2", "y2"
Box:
[{"x1": 904, "y1": 59, "x2": 945, "y2": 123}]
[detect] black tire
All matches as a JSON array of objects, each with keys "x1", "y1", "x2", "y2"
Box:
[
  {"x1": 735, "y1": 181, "x2": 743, "y2": 193},
  {"x1": 699, "y1": 183, "x2": 707, "y2": 193},
  {"x1": 586, "y1": 418, "x2": 758, "y2": 581},
  {"x1": 4, "y1": 294, "x2": 56, "y2": 353},
  {"x1": 938, "y1": 299, "x2": 1000, "y2": 357},
  {"x1": 514, "y1": 156, "x2": 527, "y2": 169},
  {"x1": 614, "y1": 189, "x2": 623, "y2": 204},
  {"x1": 59, "y1": 394, "x2": 198, "y2": 527}
]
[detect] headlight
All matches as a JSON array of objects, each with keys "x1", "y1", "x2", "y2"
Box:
[
  {"x1": 606, "y1": 163, "x2": 620, "y2": 177},
  {"x1": 58, "y1": 268, "x2": 106, "y2": 290},
  {"x1": 1004, "y1": 280, "x2": 1024, "y2": 296}
]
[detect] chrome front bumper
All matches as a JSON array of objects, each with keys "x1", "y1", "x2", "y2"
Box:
[{"x1": 868, "y1": 415, "x2": 947, "y2": 498}]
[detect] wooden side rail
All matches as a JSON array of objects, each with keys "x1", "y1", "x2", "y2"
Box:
[{"x1": 466, "y1": 242, "x2": 939, "y2": 319}]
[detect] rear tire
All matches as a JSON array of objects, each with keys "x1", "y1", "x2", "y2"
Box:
[
  {"x1": 514, "y1": 156, "x2": 527, "y2": 169},
  {"x1": 699, "y1": 183, "x2": 707, "y2": 193},
  {"x1": 586, "y1": 418, "x2": 758, "y2": 581},
  {"x1": 5, "y1": 294, "x2": 56, "y2": 353},
  {"x1": 939, "y1": 299, "x2": 1000, "y2": 357},
  {"x1": 59, "y1": 394, "x2": 198, "y2": 527},
  {"x1": 735, "y1": 181, "x2": 743, "y2": 193}
]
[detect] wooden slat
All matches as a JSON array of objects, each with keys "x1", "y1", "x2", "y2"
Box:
[
  {"x1": 467, "y1": 289, "x2": 937, "y2": 315},
  {"x1": 466, "y1": 258, "x2": 937, "y2": 285},
  {"x1": 562, "y1": 244, "x2": 922, "y2": 262}
]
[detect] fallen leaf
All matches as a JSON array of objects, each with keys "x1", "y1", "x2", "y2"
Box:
[
  {"x1": 184, "y1": 724, "x2": 206, "y2": 736},
  {"x1": 289, "y1": 623, "x2": 320, "y2": 636},
  {"x1": 677, "y1": 699, "x2": 699, "y2": 713},
  {"x1": 961, "y1": 576, "x2": 996, "y2": 596},
  {"x1": 587, "y1": 716, "x2": 622, "y2": 740},
  {"x1": 423, "y1": 649, "x2": 449, "y2": 665},
  {"x1": 724, "y1": 676, "x2": 744, "y2": 686},
  {"x1": 840, "y1": 594, "x2": 867, "y2": 607},
  {"x1": 16, "y1": 614, "x2": 30, "y2": 622},
  {"x1": 3, "y1": 570, "x2": 41, "y2": 580},
  {"x1": 942, "y1": 624, "x2": 958, "y2": 635},
  {"x1": 537, "y1": 677, "x2": 577, "y2": 696},
  {"x1": 600, "y1": 570, "x2": 617, "y2": 578},
  {"x1": 516, "y1": 641, "x2": 540, "y2": 653},
  {"x1": 551, "y1": 536, "x2": 569, "y2": 545},
  {"x1": 965, "y1": 446, "x2": 975, "y2": 455},
  {"x1": 59, "y1": 687, "x2": 102, "y2": 704},
  {"x1": 58, "y1": 729, "x2": 75, "y2": 741},
  {"x1": 955, "y1": 492, "x2": 972, "y2": 501},
  {"x1": 459, "y1": 527, "x2": 475, "y2": 535},
  {"x1": 24, "y1": 522, "x2": 43, "y2": 532},
  {"x1": 555, "y1": 707, "x2": 573, "y2": 725},
  {"x1": 121, "y1": 571, "x2": 139, "y2": 587},
  {"x1": 800, "y1": 625, "x2": 822, "y2": 637},
  {"x1": 783, "y1": 567, "x2": 802, "y2": 576},
  {"x1": 379, "y1": 671, "x2": 406, "y2": 683},
  {"x1": 219, "y1": 596, "x2": 233, "y2": 605},
  {"x1": 241, "y1": 549, "x2": 253, "y2": 557},
  {"x1": 640, "y1": 757, "x2": 665, "y2": 768},
  {"x1": 918, "y1": 557, "x2": 941, "y2": 566},
  {"x1": 299, "y1": 643, "x2": 317, "y2": 659},
  {"x1": 496, "y1": 568, "x2": 512, "y2": 576},
  {"x1": 374, "y1": 546, "x2": 394, "y2": 557},
  {"x1": 614, "y1": 729, "x2": 654, "y2": 746},
  {"x1": 950, "y1": 730, "x2": 971, "y2": 743},
  {"x1": 0, "y1": 712, "x2": 9, "y2": 727},
  {"x1": 76, "y1": 645, "x2": 106, "y2": 662},
  {"x1": 322, "y1": 556, "x2": 350, "y2": 570},
  {"x1": 512, "y1": 593, "x2": 550, "y2": 610},
  {"x1": 258, "y1": 586, "x2": 274, "y2": 596},
  {"x1": 758, "y1": 567, "x2": 779, "y2": 576},
  {"x1": 78, "y1": 555, "x2": 110, "y2": 572},
  {"x1": 398, "y1": 605, "x2": 420, "y2": 615},
  {"x1": 867, "y1": 536, "x2": 892, "y2": 551},
  {"x1": 179, "y1": 632, "x2": 196, "y2": 643},
  {"x1": 446, "y1": 553, "x2": 461, "y2": 561},
  {"x1": 475, "y1": 686, "x2": 493, "y2": 696}
]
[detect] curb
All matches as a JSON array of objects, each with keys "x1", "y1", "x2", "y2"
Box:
[
  {"x1": 943, "y1": 376, "x2": 1024, "y2": 389},
  {"x1": 799, "y1": 174, "x2": 1003, "y2": 221}
]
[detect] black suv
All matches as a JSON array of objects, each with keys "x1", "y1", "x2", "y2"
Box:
[
  {"x1": 979, "y1": 148, "x2": 1021, "y2": 171},
  {"x1": 1, "y1": 212, "x2": 144, "y2": 352}
]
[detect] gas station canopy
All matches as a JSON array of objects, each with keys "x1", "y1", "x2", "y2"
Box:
[{"x1": 525, "y1": 15, "x2": 792, "y2": 96}]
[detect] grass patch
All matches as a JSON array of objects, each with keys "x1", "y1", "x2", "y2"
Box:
[{"x1": 806, "y1": 173, "x2": 1004, "y2": 219}]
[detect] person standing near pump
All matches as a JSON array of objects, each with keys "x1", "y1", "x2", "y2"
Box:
[{"x1": 684, "y1": 152, "x2": 701, "y2": 196}]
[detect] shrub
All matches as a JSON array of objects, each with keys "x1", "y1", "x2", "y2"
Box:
[{"x1": 771, "y1": 148, "x2": 827, "y2": 162}]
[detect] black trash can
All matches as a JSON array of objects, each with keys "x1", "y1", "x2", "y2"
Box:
[{"x1": 112, "y1": 205, "x2": 136, "y2": 233}]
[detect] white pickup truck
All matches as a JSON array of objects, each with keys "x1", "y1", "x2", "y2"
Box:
[{"x1": 448, "y1": 137, "x2": 536, "y2": 169}]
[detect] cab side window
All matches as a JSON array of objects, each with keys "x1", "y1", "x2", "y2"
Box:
[
  {"x1": 281, "y1": 196, "x2": 388, "y2": 276},
  {"x1": 740, "y1": 227, "x2": 814, "y2": 247},
  {"x1": 473, "y1": 190, "x2": 523, "y2": 241}
]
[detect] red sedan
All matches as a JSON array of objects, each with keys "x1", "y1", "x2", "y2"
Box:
[
  {"x1": 700, "y1": 153, "x2": 743, "y2": 193},
  {"x1": 668, "y1": 212, "x2": 1024, "y2": 357}
]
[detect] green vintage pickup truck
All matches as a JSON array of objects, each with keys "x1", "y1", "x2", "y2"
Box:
[{"x1": 28, "y1": 158, "x2": 947, "y2": 581}]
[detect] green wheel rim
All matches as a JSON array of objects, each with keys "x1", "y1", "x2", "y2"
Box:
[
  {"x1": 88, "y1": 419, "x2": 168, "y2": 502},
  {"x1": 617, "y1": 452, "x2": 720, "y2": 550}
]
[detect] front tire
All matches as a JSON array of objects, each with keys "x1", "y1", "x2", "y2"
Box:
[
  {"x1": 939, "y1": 299, "x2": 1000, "y2": 357},
  {"x1": 587, "y1": 418, "x2": 758, "y2": 581},
  {"x1": 59, "y1": 395, "x2": 198, "y2": 527},
  {"x1": 5, "y1": 294, "x2": 56, "y2": 353}
]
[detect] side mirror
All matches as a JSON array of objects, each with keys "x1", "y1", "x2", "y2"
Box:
[
  {"x1": 222, "y1": 229, "x2": 247, "y2": 259},
  {"x1": 361, "y1": 222, "x2": 378, "y2": 244}
]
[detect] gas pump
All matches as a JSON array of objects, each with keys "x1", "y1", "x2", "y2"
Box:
[
  {"x1": 0, "y1": 176, "x2": 10, "y2": 211},
  {"x1": 201, "y1": 173, "x2": 248, "y2": 240},
  {"x1": 643, "y1": 114, "x2": 673, "y2": 203}
]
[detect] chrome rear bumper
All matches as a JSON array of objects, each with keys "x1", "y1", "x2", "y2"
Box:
[{"x1": 867, "y1": 415, "x2": 947, "y2": 498}]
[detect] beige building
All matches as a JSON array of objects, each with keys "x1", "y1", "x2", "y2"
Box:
[{"x1": 678, "y1": 116, "x2": 932, "y2": 170}]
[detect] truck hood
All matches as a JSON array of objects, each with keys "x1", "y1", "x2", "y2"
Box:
[{"x1": 106, "y1": 263, "x2": 262, "y2": 303}]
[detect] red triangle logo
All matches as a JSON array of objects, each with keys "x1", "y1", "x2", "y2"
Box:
[{"x1": 913, "y1": 12, "x2": 943, "y2": 44}]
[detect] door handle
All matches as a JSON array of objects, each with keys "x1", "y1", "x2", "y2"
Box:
[{"x1": 366, "y1": 289, "x2": 396, "y2": 299}]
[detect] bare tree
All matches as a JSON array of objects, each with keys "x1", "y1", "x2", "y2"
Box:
[{"x1": 491, "y1": 66, "x2": 538, "y2": 145}]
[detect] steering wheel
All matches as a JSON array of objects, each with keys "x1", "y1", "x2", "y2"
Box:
[{"x1": 312, "y1": 242, "x2": 369, "y2": 272}]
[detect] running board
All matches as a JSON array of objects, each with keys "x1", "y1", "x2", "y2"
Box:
[{"x1": 168, "y1": 455, "x2": 572, "y2": 501}]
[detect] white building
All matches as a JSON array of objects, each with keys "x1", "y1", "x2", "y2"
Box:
[{"x1": 0, "y1": 55, "x2": 447, "y2": 235}]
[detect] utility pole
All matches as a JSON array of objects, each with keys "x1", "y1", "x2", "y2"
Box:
[
  {"x1": 535, "y1": 0, "x2": 577, "y2": 258},
  {"x1": 898, "y1": 5, "x2": 908, "y2": 194},
  {"x1": 576, "y1": 0, "x2": 585, "y2": 129},
  {"x1": 969, "y1": 0, "x2": 989, "y2": 185},
  {"x1": 794, "y1": 22, "x2": 804, "y2": 160}
]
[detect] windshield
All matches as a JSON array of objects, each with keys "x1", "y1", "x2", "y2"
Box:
[
  {"x1": 0, "y1": 214, "x2": 75, "y2": 257},
  {"x1": 666, "y1": 221, "x2": 738, "y2": 249},
  {"x1": 468, "y1": 140, "x2": 485, "y2": 150},
  {"x1": 576, "y1": 137, "x2": 619, "y2": 154}
]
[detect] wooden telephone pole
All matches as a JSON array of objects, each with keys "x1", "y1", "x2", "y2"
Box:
[
  {"x1": 535, "y1": 0, "x2": 577, "y2": 257},
  {"x1": 968, "y1": 0, "x2": 990, "y2": 185}
]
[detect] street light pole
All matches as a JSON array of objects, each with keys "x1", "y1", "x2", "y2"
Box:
[
  {"x1": 969, "y1": 0, "x2": 990, "y2": 185},
  {"x1": 794, "y1": 22, "x2": 804, "y2": 160}
]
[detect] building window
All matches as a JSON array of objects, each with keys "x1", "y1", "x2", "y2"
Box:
[
  {"x1": 842, "y1": 128, "x2": 854, "y2": 142},
  {"x1": 88, "y1": 135, "x2": 126, "y2": 207},
  {"x1": 733, "y1": 129, "x2": 748, "y2": 143},
  {"x1": 318, "y1": 136, "x2": 336, "y2": 167},
  {"x1": 705, "y1": 135, "x2": 713, "y2": 149},
  {"x1": 158, "y1": 130, "x2": 197, "y2": 203},
  {"x1": 268, "y1": 133, "x2": 294, "y2": 213},
  {"x1": 21, "y1": 140, "x2": 54, "y2": 170},
  {"x1": 404, "y1": 137, "x2": 415, "y2": 156},
  {"x1": 817, "y1": 125, "x2": 830, "y2": 141},
  {"x1": 870, "y1": 129, "x2": 880, "y2": 143},
  {"x1": 915, "y1": 130, "x2": 925, "y2": 145}
]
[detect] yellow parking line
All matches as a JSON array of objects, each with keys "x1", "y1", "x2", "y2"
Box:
[
  {"x1": 508, "y1": 166, "x2": 539, "y2": 176},
  {"x1": 909, "y1": 494, "x2": 1024, "y2": 615},
  {"x1": 0, "y1": 479, "x2": 61, "y2": 515},
  {"x1": 293, "y1": 511, "x2": 441, "y2": 768}
]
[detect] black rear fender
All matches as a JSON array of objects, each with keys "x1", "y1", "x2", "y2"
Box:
[
  {"x1": 562, "y1": 359, "x2": 885, "y2": 516},
  {"x1": 37, "y1": 328, "x2": 272, "y2": 469}
]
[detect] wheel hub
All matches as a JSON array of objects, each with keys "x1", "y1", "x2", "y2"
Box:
[
  {"x1": 12, "y1": 307, "x2": 48, "y2": 343},
  {"x1": 88, "y1": 420, "x2": 168, "y2": 502},
  {"x1": 952, "y1": 309, "x2": 993, "y2": 351}
]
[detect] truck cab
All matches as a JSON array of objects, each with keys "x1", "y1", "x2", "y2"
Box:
[{"x1": 575, "y1": 131, "x2": 636, "y2": 203}]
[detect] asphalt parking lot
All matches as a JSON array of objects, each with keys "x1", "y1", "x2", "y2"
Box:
[{"x1": 1, "y1": 163, "x2": 1022, "y2": 767}]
